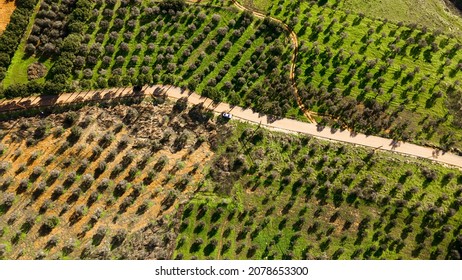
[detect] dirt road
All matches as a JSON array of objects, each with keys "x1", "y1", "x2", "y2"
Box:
[
  {"x1": 151, "y1": 85, "x2": 462, "y2": 170},
  {"x1": 1, "y1": 84, "x2": 461, "y2": 169}
]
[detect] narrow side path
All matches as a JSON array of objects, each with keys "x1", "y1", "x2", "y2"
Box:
[{"x1": 230, "y1": 0, "x2": 316, "y2": 123}]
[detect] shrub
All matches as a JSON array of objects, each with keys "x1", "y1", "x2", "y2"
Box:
[
  {"x1": 69, "y1": 126, "x2": 83, "y2": 142},
  {"x1": 99, "y1": 132, "x2": 114, "y2": 148},
  {"x1": 64, "y1": 112, "x2": 78, "y2": 126},
  {"x1": 98, "y1": 178, "x2": 111, "y2": 192},
  {"x1": 68, "y1": 188, "x2": 81, "y2": 203},
  {"x1": 62, "y1": 238, "x2": 76, "y2": 255},
  {"x1": 121, "y1": 151, "x2": 135, "y2": 166},
  {"x1": 40, "y1": 216, "x2": 59, "y2": 234},
  {"x1": 46, "y1": 236, "x2": 59, "y2": 249},
  {"x1": 2, "y1": 193, "x2": 15, "y2": 208},
  {"x1": 93, "y1": 226, "x2": 107, "y2": 245},
  {"x1": 52, "y1": 185, "x2": 64, "y2": 200},
  {"x1": 65, "y1": 171, "x2": 76, "y2": 186},
  {"x1": 119, "y1": 196, "x2": 134, "y2": 212},
  {"x1": 33, "y1": 181, "x2": 47, "y2": 199},
  {"x1": 173, "y1": 97, "x2": 188, "y2": 112},
  {"x1": 212, "y1": 14, "x2": 221, "y2": 23},
  {"x1": 1, "y1": 177, "x2": 12, "y2": 190},
  {"x1": 111, "y1": 229, "x2": 127, "y2": 248},
  {"x1": 17, "y1": 178, "x2": 29, "y2": 192},
  {"x1": 39, "y1": 199, "x2": 51, "y2": 213},
  {"x1": 422, "y1": 168, "x2": 438, "y2": 181},
  {"x1": 0, "y1": 161, "x2": 9, "y2": 174},
  {"x1": 96, "y1": 160, "x2": 106, "y2": 174},
  {"x1": 120, "y1": 42, "x2": 129, "y2": 52},
  {"x1": 81, "y1": 174, "x2": 94, "y2": 191},
  {"x1": 31, "y1": 166, "x2": 44, "y2": 177},
  {"x1": 114, "y1": 180, "x2": 128, "y2": 197}
]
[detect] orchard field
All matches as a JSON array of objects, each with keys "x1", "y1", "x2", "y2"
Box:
[
  {"x1": 1, "y1": 0, "x2": 462, "y2": 260},
  {"x1": 0, "y1": 95, "x2": 219, "y2": 259},
  {"x1": 1, "y1": 96, "x2": 462, "y2": 259},
  {"x1": 1, "y1": 0, "x2": 299, "y2": 118},
  {"x1": 261, "y1": 0, "x2": 462, "y2": 151},
  {"x1": 174, "y1": 121, "x2": 462, "y2": 260},
  {"x1": 1, "y1": 0, "x2": 462, "y2": 151}
]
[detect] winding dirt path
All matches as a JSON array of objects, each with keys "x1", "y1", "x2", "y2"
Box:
[
  {"x1": 230, "y1": 0, "x2": 316, "y2": 123},
  {"x1": 1, "y1": 84, "x2": 461, "y2": 169}
]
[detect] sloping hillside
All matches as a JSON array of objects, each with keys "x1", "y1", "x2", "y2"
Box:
[
  {"x1": 0, "y1": 96, "x2": 220, "y2": 259},
  {"x1": 1, "y1": 94, "x2": 462, "y2": 260}
]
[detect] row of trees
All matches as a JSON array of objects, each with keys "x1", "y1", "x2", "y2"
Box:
[
  {"x1": 176, "y1": 123, "x2": 462, "y2": 259},
  {"x1": 1, "y1": 0, "x2": 295, "y2": 124},
  {"x1": 25, "y1": 0, "x2": 76, "y2": 57},
  {"x1": 31, "y1": 2, "x2": 289, "y2": 116},
  {"x1": 0, "y1": 0, "x2": 38, "y2": 81},
  {"x1": 287, "y1": 0, "x2": 462, "y2": 150},
  {"x1": 1, "y1": 0, "x2": 92, "y2": 98},
  {"x1": 0, "y1": 98, "x2": 211, "y2": 258}
]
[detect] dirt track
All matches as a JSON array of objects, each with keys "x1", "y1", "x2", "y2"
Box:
[
  {"x1": 230, "y1": 0, "x2": 316, "y2": 123},
  {"x1": 1, "y1": 84, "x2": 461, "y2": 169}
]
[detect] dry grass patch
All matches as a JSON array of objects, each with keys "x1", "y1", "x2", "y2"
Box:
[
  {"x1": 0, "y1": 0, "x2": 16, "y2": 33},
  {"x1": 0, "y1": 98, "x2": 222, "y2": 259}
]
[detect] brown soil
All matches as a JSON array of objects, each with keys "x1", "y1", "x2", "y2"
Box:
[
  {"x1": 0, "y1": 99, "x2": 220, "y2": 259},
  {"x1": 0, "y1": 0, "x2": 16, "y2": 34}
]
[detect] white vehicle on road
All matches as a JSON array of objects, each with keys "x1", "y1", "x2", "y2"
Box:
[{"x1": 222, "y1": 112, "x2": 233, "y2": 119}]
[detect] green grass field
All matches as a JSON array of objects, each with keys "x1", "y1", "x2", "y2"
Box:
[
  {"x1": 256, "y1": 0, "x2": 462, "y2": 150},
  {"x1": 241, "y1": 0, "x2": 462, "y2": 33},
  {"x1": 174, "y1": 121, "x2": 462, "y2": 260},
  {"x1": 343, "y1": 0, "x2": 462, "y2": 34}
]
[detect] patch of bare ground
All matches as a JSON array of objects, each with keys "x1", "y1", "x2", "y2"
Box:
[
  {"x1": 0, "y1": 98, "x2": 222, "y2": 259},
  {"x1": 0, "y1": 0, "x2": 15, "y2": 34}
]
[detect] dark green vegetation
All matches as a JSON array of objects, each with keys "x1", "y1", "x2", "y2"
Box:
[
  {"x1": 174, "y1": 122, "x2": 462, "y2": 260},
  {"x1": 1, "y1": 0, "x2": 299, "y2": 118},
  {"x1": 449, "y1": 0, "x2": 462, "y2": 11}
]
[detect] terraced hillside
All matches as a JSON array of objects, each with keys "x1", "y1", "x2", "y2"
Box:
[{"x1": 1, "y1": 95, "x2": 462, "y2": 260}]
